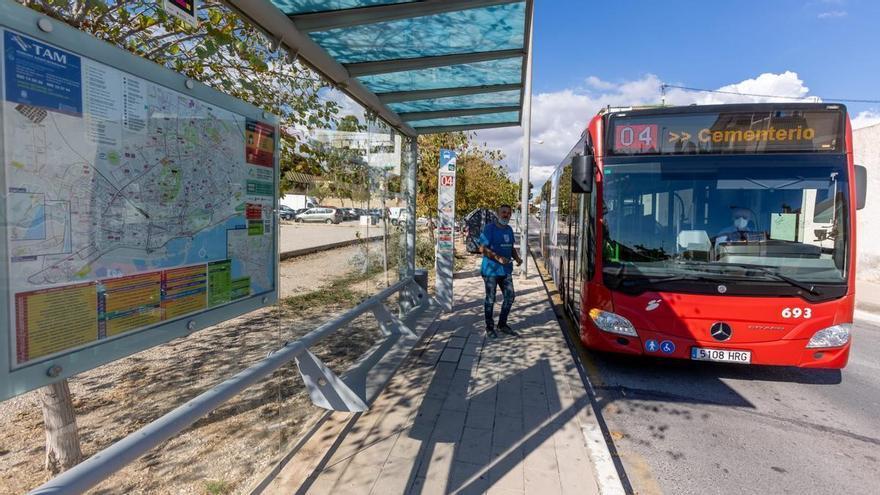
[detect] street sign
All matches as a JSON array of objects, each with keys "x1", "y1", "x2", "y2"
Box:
[{"x1": 436, "y1": 149, "x2": 457, "y2": 311}]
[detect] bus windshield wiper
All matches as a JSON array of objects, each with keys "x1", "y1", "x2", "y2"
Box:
[
  {"x1": 713, "y1": 262, "x2": 822, "y2": 296},
  {"x1": 615, "y1": 272, "x2": 728, "y2": 288}
]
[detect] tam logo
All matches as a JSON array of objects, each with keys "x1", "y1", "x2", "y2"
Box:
[
  {"x1": 645, "y1": 299, "x2": 661, "y2": 311},
  {"x1": 33, "y1": 45, "x2": 68, "y2": 64},
  {"x1": 12, "y1": 35, "x2": 68, "y2": 64}
]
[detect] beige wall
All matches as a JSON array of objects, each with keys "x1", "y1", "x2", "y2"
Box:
[{"x1": 853, "y1": 124, "x2": 880, "y2": 281}]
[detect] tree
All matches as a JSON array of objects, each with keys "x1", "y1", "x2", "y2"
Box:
[
  {"x1": 39, "y1": 381, "x2": 82, "y2": 475},
  {"x1": 18, "y1": 0, "x2": 341, "y2": 475},
  {"x1": 416, "y1": 132, "x2": 515, "y2": 219},
  {"x1": 310, "y1": 181, "x2": 333, "y2": 205}
]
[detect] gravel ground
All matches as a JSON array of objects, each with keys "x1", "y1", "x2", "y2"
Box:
[{"x1": 0, "y1": 249, "x2": 396, "y2": 495}]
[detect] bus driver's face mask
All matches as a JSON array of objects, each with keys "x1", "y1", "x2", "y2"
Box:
[
  {"x1": 498, "y1": 218, "x2": 510, "y2": 226},
  {"x1": 734, "y1": 216, "x2": 749, "y2": 230}
]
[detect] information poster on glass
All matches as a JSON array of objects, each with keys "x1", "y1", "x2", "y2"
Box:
[{"x1": 0, "y1": 9, "x2": 278, "y2": 400}]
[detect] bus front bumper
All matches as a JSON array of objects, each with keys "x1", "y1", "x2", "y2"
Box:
[{"x1": 581, "y1": 328, "x2": 851, "y2": 369}]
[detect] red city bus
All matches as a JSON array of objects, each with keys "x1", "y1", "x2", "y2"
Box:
[{"x1": 540, "y1": 103, "x2": 868, "y2": 368}]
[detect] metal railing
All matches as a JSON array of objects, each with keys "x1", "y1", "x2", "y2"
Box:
[{"x1": 30, "y1": 277, "x2": 429, "y2": 495}]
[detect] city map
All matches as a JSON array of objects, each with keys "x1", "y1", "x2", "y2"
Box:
[{"x1": 3, "y1": 29, "x2": 276, "y2": 366}]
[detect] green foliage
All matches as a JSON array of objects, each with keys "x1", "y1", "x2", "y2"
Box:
[
  {"x1": 282, "y1": 276, "x2": 367, "y2": 309},
  {"x1": 203, "y1": 480, "x2": 231, "y2": 495},
  {"x1": 416, "y1": 132, "x2": 515, "y2": 219},
  {"x1": 22, "y1": 0, "x2": 340, "y2": 195},
  {"x1": 558, "y1": 165, "x2": 573, "y2": 215}
]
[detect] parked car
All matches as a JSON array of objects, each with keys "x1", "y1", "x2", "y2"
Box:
[
  {"x1": 295, "y1": 207, "x2": 342, "y2": 224},
  {"x1": 387, "y1": 207, "x2": 410, "y2": 226},
  {"x1": 279, "y1": 194, "x2": 318, "y2": 210},
  {"x1": 340, "y1": 208, "x2": 358, "y2": 221},
  {"x1": 278, "y1": 205, "x2": 297, "y2": 220}
]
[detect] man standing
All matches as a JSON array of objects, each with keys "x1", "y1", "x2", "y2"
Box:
[{"x1": 479, "y1": 204, "x2": 523, "y2": 338}]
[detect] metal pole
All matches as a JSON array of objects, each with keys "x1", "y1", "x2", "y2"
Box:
[
  {"x1": 407, "y1": 139, "x2": 417, "y2": 277},
  {"x1": 519, "y1": 14, "x2": 534, "y2": 278},
  {"x1": 381, "y1": 168, "x2": 389, "y2": 287},
  {"x1": 400, "y1": 137, "x2": 418, "y2": 314}
]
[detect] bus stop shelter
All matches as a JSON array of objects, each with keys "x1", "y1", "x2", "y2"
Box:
[
  {"x1": 15, "y1": 0, "x2": 612, "y2": 493},
  {"x1": 228, "y1": 0, "x2": 534, "y2": 136}
]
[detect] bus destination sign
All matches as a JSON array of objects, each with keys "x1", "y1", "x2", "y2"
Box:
[{"x1": 609, "y1": 108, "x2": 844, "y2": 156}]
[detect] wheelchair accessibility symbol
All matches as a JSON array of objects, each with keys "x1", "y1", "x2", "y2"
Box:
[{"x1": 660, "y1": 340, "x2": 676, "y2": 354}]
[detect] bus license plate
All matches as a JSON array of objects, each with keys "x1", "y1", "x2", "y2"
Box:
[{"x1": 690, "y1": 347, "x2": 751, "y2": 364}]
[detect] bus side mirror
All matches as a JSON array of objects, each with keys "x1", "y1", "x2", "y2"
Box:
[
  {"x1": 855, "y1": 165, "x2": 867, "y2": 210},
  {"x1": 572, "y1": 154, "x2": 594, "y2": 194}
]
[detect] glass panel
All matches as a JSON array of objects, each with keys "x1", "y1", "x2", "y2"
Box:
[
  {"x1": 358, "y1": 58, "x2": 523, "y2": 93},
  {"x1": 408, "y1": 111, "x2": 520, "y2": 129},
  {"x1": 270, "y1": 0, "x2": 416, "y2": 15},
  {"x1": 601, "y1": 156, "x2": 850, "y2": 289},
  {"x1": 388, "y1": 90, "x2": 521, "y2": 114},
  {"x1": 309, "y1": 3, "x2": 526, "y2": 63}
]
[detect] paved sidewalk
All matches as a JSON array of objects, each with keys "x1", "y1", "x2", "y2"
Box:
[
  {"x1": 285, "y1": 257, "x2": 603, "y2": 495},
  {"x1": 856, "y1": 278, "x2": 880, "y2": 314}
]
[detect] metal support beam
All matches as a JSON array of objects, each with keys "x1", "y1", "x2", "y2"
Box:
[
  {"x1": 296, "y1": 350, "x2": 369, "y2": 412},
  {"x1": 378, "y1": 83, "x2": 522, "y2": 104},
  {"x1": 415, "y1": 121, "x2": 521, "y2": 135},
  {"x1": 372, "y1": 304, "x2": 417, "y2": 338},
  {"x1": 399, "y1": 138, "x2": 419, "y2": 315},
  {"x1": 399, "y1": 105, "x2": 521, "y2": 122},
  {"x1": 291, "y1": 0, "x2": 521, "y2": 33},
  {"x1": 345, "y1": 49, "x2": 523, "y2": 77},
  {"x1": 519, "y1": 7, "x2": 534, "y2": 278}
]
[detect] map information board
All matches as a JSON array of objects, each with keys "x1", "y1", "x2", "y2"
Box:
[{"x1": 1, "y1": 25, "x2": 277, "y2": 384}]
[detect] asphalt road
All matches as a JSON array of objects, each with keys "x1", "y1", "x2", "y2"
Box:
[{"x1": 583, "y1": 315, "x2": 880, "y2": 495}]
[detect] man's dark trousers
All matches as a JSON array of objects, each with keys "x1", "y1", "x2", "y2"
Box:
[{"x1": 483, "y1": 274, "x2": 515, "y2": 330}]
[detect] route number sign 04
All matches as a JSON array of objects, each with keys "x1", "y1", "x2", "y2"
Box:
[
  {"x1": 615, "y1": 124, "x2": 658, "y2": 152},
  {"x1": 440, "y1": 175, "x2": 455, "y2": 187}
]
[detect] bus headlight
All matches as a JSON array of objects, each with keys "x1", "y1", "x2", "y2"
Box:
[
  {"x1": 806, "y1": 323, "x2": 851, "y2": 349},
  {"x1": 589, "y1": 309, "x2": 638, "y2": 337}
]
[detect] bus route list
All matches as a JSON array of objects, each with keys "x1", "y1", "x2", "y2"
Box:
[{"x1": 14, "y1": 260, "x2": 251, "y2": 365}]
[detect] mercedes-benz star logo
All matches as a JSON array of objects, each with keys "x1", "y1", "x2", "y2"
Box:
[{"x1": 710, "y1": 322, "x2": 733, "y2": 341}]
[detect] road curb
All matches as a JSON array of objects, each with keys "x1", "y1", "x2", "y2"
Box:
[
  {"x1": 855, "y1": 301, "x2": 880, "y2": 315},
  {"x1": 279, "y1": 234, "x2": 385, "y2": 261}
]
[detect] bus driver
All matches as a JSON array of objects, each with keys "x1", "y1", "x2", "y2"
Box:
[{"x1": 716, "y1": 207, "x2": 766, "y2": 243}]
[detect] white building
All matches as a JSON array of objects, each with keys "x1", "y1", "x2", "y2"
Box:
[{"x1": 853, "y1": 123, "x2": 880, "y2": 281}]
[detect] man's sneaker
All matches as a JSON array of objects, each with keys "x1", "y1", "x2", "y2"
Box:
[
  {"x1": 486, "y1": 327, "x2": 498, "y2": 338},
  {"x1": 498, "y1": 324, "x2": 519, "y2": 337}
]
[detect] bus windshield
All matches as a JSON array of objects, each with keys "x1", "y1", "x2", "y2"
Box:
[{"x1": 601, "y1": 155, "x2": 849, "y2": 290}]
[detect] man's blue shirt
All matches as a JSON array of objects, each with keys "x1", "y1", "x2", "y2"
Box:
[{"x1": 479, "y1": 222, "x2": 515, "y2": 277}]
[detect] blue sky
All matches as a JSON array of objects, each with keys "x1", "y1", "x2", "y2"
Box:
[{"x1": 476, "y1": 0, "x2": 880, "y2": 184}]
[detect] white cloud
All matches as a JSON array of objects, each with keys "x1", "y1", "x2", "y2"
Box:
[
  {"x1": 817, "y1": 10, "x2": 847, "y2": 19},
  {"x1": 852, "y1": 110, "x2": 880, "y2": 129},
  {"x1": 475, "y1": 71, "x2": 815, "y2": 189},
  {"x1": 585, "y1": 76, "x2": 616, "y2": 90}
]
